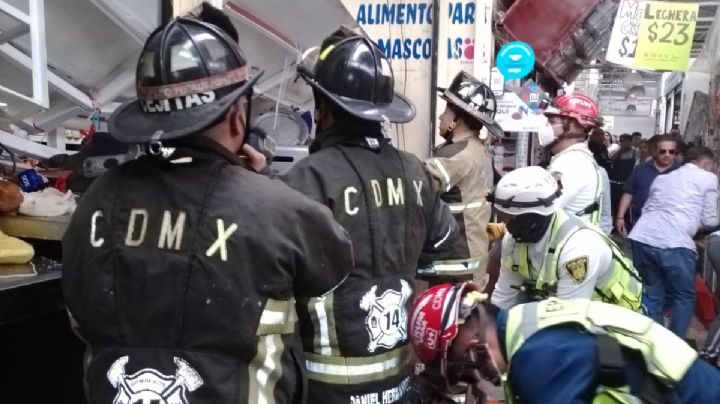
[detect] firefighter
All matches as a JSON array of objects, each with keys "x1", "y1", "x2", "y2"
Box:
[
  {"x1": 488, "y1": 166, "x2": 643, "y2": 311},
  {"x1": 62, "y1": 18, "x2": 354, "y2": 404},
  {"x1": 539, "y1": 93, "x2": 609, "y2": 228},
  {"x1": 418, "y1": 71, "x2": 504, "y2": 286},
  {"x1": 407, "y1": 282, "x2": 720, "y2": 404},
  {"x1": 282, "y1": 28, "x2": 458, "y2": 403}
]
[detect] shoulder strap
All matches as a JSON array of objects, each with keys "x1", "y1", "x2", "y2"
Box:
[{"x1": 595, "y1": 334, "x2": 669, "y2": 404}]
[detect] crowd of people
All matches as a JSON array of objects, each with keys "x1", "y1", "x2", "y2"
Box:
[{"x1": 57, "y1": 4, "x2": 720, "y2": 404}]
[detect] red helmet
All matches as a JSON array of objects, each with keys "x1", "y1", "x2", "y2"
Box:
[
  {"x1": 409, "y1": 282, "x2": 479, "y2": 365},
  {"x1": 543, "y1": 93, "x2": 600, "y2": 129}
]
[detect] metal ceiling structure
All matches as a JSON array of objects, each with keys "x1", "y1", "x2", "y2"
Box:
[
  {"x1": 591, "y1": 1, "x2": 720, "y2": 118},
  {"x1": 0, "y1": 0, "x2": 356, "y2": 158}
]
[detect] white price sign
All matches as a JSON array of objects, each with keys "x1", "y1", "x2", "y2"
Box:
[{"x1": 606, "y1": 0, "x2": 647, "y2": 67}]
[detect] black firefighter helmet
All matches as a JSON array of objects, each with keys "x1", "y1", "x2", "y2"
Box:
[
  {"x1": 439, "y1": 71, "x2": 504, "y2": 138},
  {"x1": 109, "y1": 17, "x2": 263, "y2": 143},
  {"x1": 298, "y1": 33, "x2": 415, "y2": 124}
]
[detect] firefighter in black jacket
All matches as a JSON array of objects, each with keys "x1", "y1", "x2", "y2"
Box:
[
  {"x1": 282, "y1": 28, "x2": 458, "y2": 404},
  {"x1": 62, "y1": 18, "x2": 354, "y2": 404}
]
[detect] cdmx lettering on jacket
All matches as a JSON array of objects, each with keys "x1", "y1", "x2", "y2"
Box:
[
  {"x1": 89, "y1": 210, "x2": 237, "y2": 262},
  {"x1": 343, "y1": 178, "x2": 425, "y2": 216},
  {"x1": 354, "y1": 2, "x2": 476, "y2": 25}
]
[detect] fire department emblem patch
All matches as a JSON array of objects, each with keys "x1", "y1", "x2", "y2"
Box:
[
  {"x1": 107, "y1": 356, "x2": 203, "y2": 404},
  {"x1": 360, "y1": 280, "x2": 413, "y2": 353},
  {"x1": 565, "y1": 256, "x2": 588, "y2": 283}
]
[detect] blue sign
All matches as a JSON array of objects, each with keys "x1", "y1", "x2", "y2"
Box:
[{"x1": 496, "y1": 41, "x2": 535, "y2": 80}]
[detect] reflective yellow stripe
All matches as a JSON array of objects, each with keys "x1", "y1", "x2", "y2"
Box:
[
  {"x1": 319, "y1": 45, "x2": 335, "y2": 60},
  {"x1": 305, "y1": 346, "x2": 410, "y2": 384},
  {"x1": 448, "y1": 200, "x2": 486, "y2": 213},
  {"x1": 257, "y1": 298, "x2": 296, "y2": 335},
  {"x1": 506, "y1": 299, "x2": 697, "y2": 385},
  {"x1": 432, "y1": 158, "x2": 452, "y2": 192}
]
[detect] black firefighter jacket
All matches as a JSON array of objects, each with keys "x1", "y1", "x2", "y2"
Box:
[
  {"x1": 283, "y1": 122, "x2": 458, "y2": 404},
  {"x1": 62, "y1": 137, "x2": 354, "y2": 404}
]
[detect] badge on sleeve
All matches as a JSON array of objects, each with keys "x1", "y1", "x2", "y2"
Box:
[{"x1": 565, "y1": 256, "x2": 588, "y2": 283}]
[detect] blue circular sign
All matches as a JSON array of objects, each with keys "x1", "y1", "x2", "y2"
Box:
[{"x1": 496, "y1": 41, "x2": 535, "y2": 80}]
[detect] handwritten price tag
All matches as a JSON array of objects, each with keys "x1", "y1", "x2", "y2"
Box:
[{"x1": 635, "y1": 1, "x2": 698, "y2": 71}]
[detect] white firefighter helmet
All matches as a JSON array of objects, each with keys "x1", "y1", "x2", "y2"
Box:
[{"x1": 491, "y1": 166, "x2": 561, "y2": 215}]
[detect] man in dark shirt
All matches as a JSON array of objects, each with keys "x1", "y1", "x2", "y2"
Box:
[
  {"x1": 610, "y1": 134, "x2": 638, "y2": 219},
  {"x1": 615, "y1": 134, "x2": 680, "y2": 235}
]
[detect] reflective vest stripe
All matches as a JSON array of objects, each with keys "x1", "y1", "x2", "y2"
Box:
[
  {"x1": 307, "y1": 295, "x2": 338, "y2": 356},
  {"x1": 256, "y1": 298, "x2": 297, "y2": 335},
  {"x1": 541, "y1": 214, "x2": 581, "y2": 284},
  {"x1": 248, "y1": 333, "x2": 285, "y2": 404},
  {"x1": 448, "y1": 200, "x2": 486, "y2": 213},
  {"x1": 432, "y1": 158, "x2": 453, "y2": 192},
  {"x1": 506, "y1": 299, "x2": 697, "y2": 381},
  {"x1": 305, "y1": 346, "x2": 410, "y2": 384},
  {"x1": 507, "y1": 211, "x2": 642, "y2": 311}
]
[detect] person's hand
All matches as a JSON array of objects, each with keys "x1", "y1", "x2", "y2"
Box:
[
  {"x1": 487, "y1": 223, "x2": 506, "y2": 242},
  {"x1": 615, "y1": 217, "x2": 627, "y2": 237},
  {"x1": 240, "y1": 143, "x2": 267, "y2": 172}
]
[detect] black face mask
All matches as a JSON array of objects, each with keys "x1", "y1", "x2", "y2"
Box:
[{"x1": 506, "y1": 213, "x2": 554, "y2": 243}]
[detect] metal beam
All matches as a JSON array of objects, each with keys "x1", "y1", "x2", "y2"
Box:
[
  {"x1": 89, "y1": 0, "x2": 153, "y2": 44},
  {"x1": 94, "y1": 56, "x2": 136, "y2": 105},
  {"x1": 0, "y1": 44, "x2": 93, "y2": 109},
  {"x1": 0, "y1": 129, "x2": 67, "y2": 159},
  {"x1": 0, "y1": 24, "x2": 29, "y2": 44},
  {"x1": 25, "y1": 101, "x2": 83, "y2": 132},
  {"x1": 0, "y1": 0, "x2": 30, "y2": 24},
  {"x1": 29, "y1": 0, "x2": 48, "y2": 108}
]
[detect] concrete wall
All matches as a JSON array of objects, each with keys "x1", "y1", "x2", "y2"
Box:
[{"x1": 606, "y1": 115, "x2": 656, "y2": 137}]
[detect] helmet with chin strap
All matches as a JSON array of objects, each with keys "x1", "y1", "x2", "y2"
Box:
[
  {"x1": 487, "y1": 166, "x2": 562, "y2": 216},
  {"x1": 410, "y1": 282, "x2": 496, "y2": 377},
  {"x1": 539, "y1": 93, "x2": 601, "y2": 147},
  {"x1": 543, "y1": 93, "x2": 601, "y2": 129}
]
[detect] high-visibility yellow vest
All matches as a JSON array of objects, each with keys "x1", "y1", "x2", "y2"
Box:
[
  {"x1": 503, "y1": 298, "x2": 698, "y2": 404},
  {"x1": 503, "y1": 210, "x2": 643, "y2": 311}
]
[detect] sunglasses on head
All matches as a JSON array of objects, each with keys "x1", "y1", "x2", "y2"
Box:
[{"x1": 658, "y1": 149, "x2": 677, "y2": 155}]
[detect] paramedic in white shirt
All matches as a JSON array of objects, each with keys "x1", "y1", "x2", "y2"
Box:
[
  {"x1": 538, "y1": 93, "x2": 610, "y2": 230},
  {"x1": 629, "y1": 146, "x2": 720, "y2": 337},
  {"x1": 489, "y1": 166, "x2": 643, "y2": 311}
]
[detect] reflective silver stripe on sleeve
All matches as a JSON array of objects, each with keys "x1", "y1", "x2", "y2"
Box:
[
  {"x1": 448, "y1": 200, "x2": 486, "y2": 213},
  {"x1": 256, "y1": 299, "x2": 297, "y2": 335},
  {"x1": 432, "y1": 158, "x2": 452, "y2": 192},
  {"x1": 433, "y1": 226, "x2": 453, "y2": 249}
]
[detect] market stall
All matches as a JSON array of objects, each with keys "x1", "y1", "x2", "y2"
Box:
[{"x1": 0, "y1": 1, "x2": 356, "y2": 402}]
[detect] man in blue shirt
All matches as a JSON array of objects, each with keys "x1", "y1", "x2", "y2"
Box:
[
  {"x1": 615, "y1": 134, "x2": 680, "y2": 235},
  {"x1": 406, "y1": 282, "x2": 720, "y2": 404}
]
